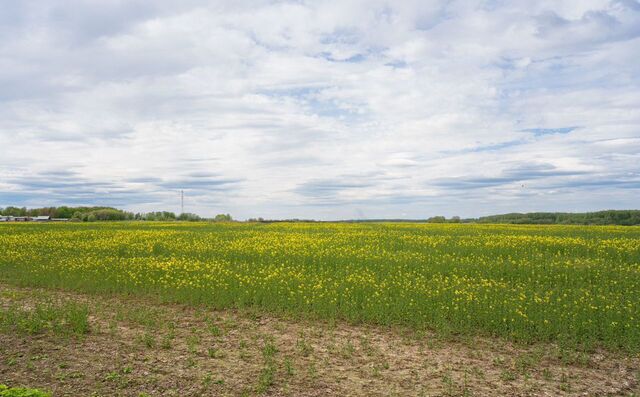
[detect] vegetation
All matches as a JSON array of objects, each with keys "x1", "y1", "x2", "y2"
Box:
[
  {"x1": 3, "y1": 283, "x2": 634, "y2": 396},
  {"x1": 177, "y1": 212, "x2": 202, "y2": 221},
  {"x1": 342, "y1": 210, "x2": 640, "y2": 225},
  {"x1": 0, "y1": 207, "x2": 214, "y2": 221},
  {"x1": 0, "y1": 301, "x2": 90, "y2": 337},
  {"x1": 1, "y1": 222, "x2": 639, "y2": 352},
  {"x1": 0, "y1": 206, "x2": 129, "y2": 219},
  {"x1": 0, "y1": 206, "x2": 135, "y2": 221},
  {"x1": 76, "y1": 208, "x2": 133, "y2": 222},
  {"x1": 138, "y1": 211, "x2": 177, "y2": 221},
  {"x1": 476, "y1": 210, "x2": 640, "y2": 225},
  {"x1": 0, "y1": 385, "x2": 50, "y2": 397},
  {"x1": 213, "y1": 213, "x2": 233, "y2": 222},
  {"x1": 0, "y1": 206, "x2": 234, "y2": 222},
  {"x1": 3, "y1": 205, "x2": 639, "y2": 225}
]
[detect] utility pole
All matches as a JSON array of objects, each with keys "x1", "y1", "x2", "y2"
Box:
[{"x1": 181, "y1": 190, "x2": 184, "y2": 215}]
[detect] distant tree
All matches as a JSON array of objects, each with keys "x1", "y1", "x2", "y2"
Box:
[
  {"x1": 178, "y1": 213, "x2": 202, "y2": 221},
  {"x1": 1, "y1": 206, "x2": 27, "y2": 216},
  {"x1": 140, "y1": 211, "x2": 177, "y2": 221},
  {"x1": 54, "y1": 206, "x2": 74, "y2": 218},
  {"x1": 0, "y1": 205, "x2": 184, "y2": 221},
  {"x1": 426, "y1": 216, "x2": 446, "y2": 223},
  {"x1": 475, "y1": 210, "x2": 640, "y2": 225},
  {"x1": 90, "y1": 209, "x2": 128, "y2": 221},
  {"x1": 213, "y1": 213, "x2": 233, "y2": 222}
]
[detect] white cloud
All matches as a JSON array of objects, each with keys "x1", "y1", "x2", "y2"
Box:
[{"x1": 1, "y1": 0, "x2": 639, "y2": 219}]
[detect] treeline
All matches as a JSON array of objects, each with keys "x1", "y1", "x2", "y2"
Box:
[
  {"x1": 3, "y1": 206, "x2": 639, "y2": 225},
  {"x1": 0, "y1": 206, "x2": 122, "y2": 219},
  {"x1": 246, "y1": 217, "x2": 316, "y2": 223},
  {"x1": 476, "y1": 210, "x2": 640, "y2": 226},
  {"x1": 339, "y1": 211, "x2": 640, "y2": 225},
  {"x1": 0, "y1": 206, "x2": 232, "y2": 222}
]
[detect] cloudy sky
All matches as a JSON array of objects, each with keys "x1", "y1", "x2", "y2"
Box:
[{"x1": 1, "y1": 0, "x2": 639, "y2": 219}]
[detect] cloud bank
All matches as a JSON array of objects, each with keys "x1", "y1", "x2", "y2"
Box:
[{"x1": 1, "y1": 0, "x2": 639, "y2": 219}]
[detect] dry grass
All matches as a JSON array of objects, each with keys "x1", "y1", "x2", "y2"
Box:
[{"x1": 1, "y1": 283, "x2": 639, "y2": 396}]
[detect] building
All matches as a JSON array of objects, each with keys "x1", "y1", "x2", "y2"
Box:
[
  {"x1": 31, "y1": 215, "x2": 51, "y2": 222},
  {"x1": 0, "y1": 216, "x2": 8, "y2": 222}
]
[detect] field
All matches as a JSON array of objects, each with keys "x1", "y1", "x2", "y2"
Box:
[{"x1": 1, "y1": 222, "x2": 640, "y2": 395}]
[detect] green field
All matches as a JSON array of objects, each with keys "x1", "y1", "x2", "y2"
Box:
[{"x1": 1, "y1": 222, "x2": 639, "y2": 351}]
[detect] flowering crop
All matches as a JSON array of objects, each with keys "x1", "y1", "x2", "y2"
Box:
[{"x1": 1, "y1": 222, "x2": 639, "y2": 351}]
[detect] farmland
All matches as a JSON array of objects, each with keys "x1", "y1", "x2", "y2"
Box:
[{"x1": 1, "y1": 222, "x2": 640, "y2": 395}]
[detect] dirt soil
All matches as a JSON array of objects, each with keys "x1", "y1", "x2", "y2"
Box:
[{"x1": 0, "y1": 283, "x2": 638, "y2": 396}]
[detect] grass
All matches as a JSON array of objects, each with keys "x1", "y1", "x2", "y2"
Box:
[
  {"x1": 0, "y1": 385, "x2": 51, "y2": 397},
  {"x1": 0, "y1": 221, "x2": 639, "y2": 351},
  {"x1": 0, "y1": 301, "x2": 90, "y2": 337},
  {"x1": 256, "y1": 337, "x2": 278, "y2": 393}
]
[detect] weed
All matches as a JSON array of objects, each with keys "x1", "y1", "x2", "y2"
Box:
[
  {"x1": 257, "y1": 364, "x2": 275, "y2": 394},
  {"x1": 202, "y1": 372, "x2": 213, "y2": 387},
  {"x1": 208, "y1": 324, "x2": 223, "y2": 337},
  {"x1": 139, "y1": 332, "x2": 156, "y2": 348},
  {"x1": 262, "y1": 339, "x2": 278, "y2": 360},
  {"x1": 284, "y1": 357, "x2": 295, "y2": 376},
  {"x1": 308, "y1": 362, "x2": 318, "y2": 379},
  {"x1": 359, "y1": 336, "x2": 374, "y2": 356},
  {"x1": 341, "y1": 341, "x2": 355, "y2": 359},
  {"x1": 492, "y1": 357, "x2": 505, "y2": 367},
  {"x1": 442, "y1": 372, "x2": 454, "y2": 396},
  {"x1": 161, "y1": 333, "x2": 174, "y2": 350},
  {"x1": 470, "y1": 366, "x2": 484, "y2": 379},
  {"x1": 207, "y1": 347, "x2": 225, "y2": 359},
  {"x1": 104, "y1": 371, "x2": 121, "y2": 382},
  {"x1": 500, "y1": 369, "x2": 516, "y2": 382},
  {"x1": 559, "y1": 373, "x2": 571, "y2": 391},
  {"x1": 0, "y1": 384, "x2": 51, "y2": 397},
  {"x1": 515, "y1": 352, "x2": 540, "y2": 374},
  {"x1": 187, "y1": 334, "x2": 200, "y2": 354},
  {"x1": 296, "y1": 333, "x2": 313, "y2": 357},
  {"x1": 0, "y1": 301, "x2": 89, "y2": 337}
]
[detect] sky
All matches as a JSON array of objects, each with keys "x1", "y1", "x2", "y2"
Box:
[{"x1": 0, "y1": 0, "x2": 639, "y2": 220}]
